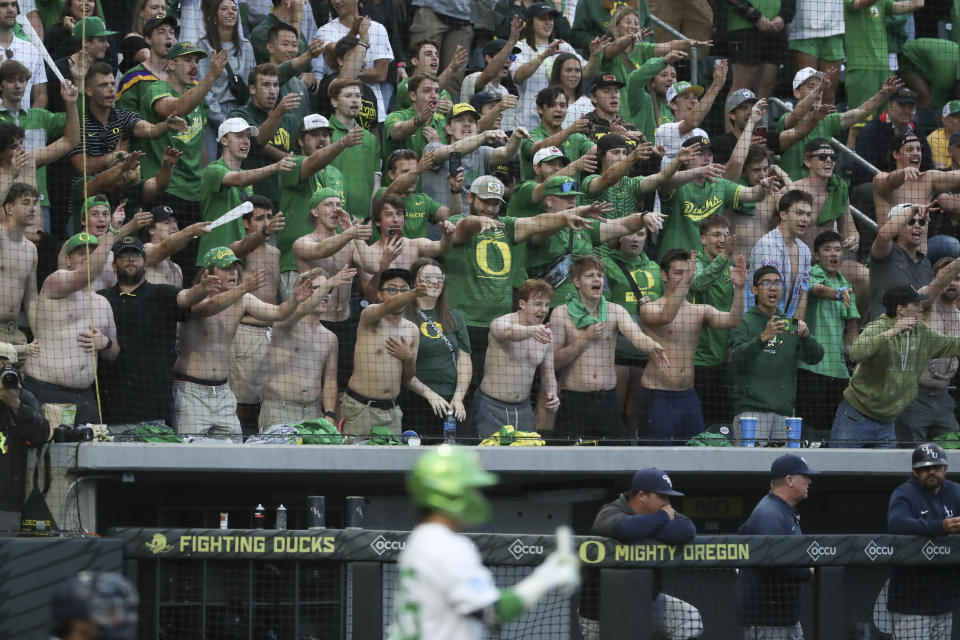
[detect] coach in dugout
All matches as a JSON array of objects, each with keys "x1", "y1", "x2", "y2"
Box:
[{"x1": 886, "y1": 443, "x2": 960, "y2": 640}]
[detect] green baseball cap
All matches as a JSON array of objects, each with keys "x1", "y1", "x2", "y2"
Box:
[
  {"x1": 309, "y1": 187, "x2": 342, "y2": 209},
  {"x1": 407, "y1": 445, "x2": 498, "y2": 525},
  {"x1": 198, "y1": 246, "x2": 241, "y2": 268},
  {"x1": 64, "y1": 232, "x2": 99, "y2": 254},
  {"x1": 74, "y1": 17, "x2": 117, "y2": 39},
  {"x1": 944, "y1": 100, "x2": 960, "y2": 117},
  {"x1": 543, "y1": 175, "x2": 583, "y2": 196},
  {"x1": 666, "y1": 80, "x2": 705, "y2": 103},
  {"x1": 81, "y1": 195, "x2": 110, "y2": 217},
  {"x1": 167, "y1": 41, "x2": 208, "y2": 61}
]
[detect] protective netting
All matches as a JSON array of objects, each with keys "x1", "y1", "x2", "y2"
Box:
[{"x1": 1, "y1": 0, "x2": 960, "y2": 489}]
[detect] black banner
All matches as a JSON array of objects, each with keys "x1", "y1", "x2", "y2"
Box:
[{"x1": 108, "y1": 527, "x2": 960, "y2": 567}]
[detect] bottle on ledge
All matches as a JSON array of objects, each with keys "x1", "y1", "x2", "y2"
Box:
[
  {"x1": 253, "y1": 503, "x2": 266, "y2": 529},
  {"x1": 443, "y1": 411, "x2": 456, "y2": 444}
]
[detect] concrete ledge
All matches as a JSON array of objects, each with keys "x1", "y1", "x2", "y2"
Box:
[{"x1": 69, "y1": 443, "x2": 910, "y2": 476}]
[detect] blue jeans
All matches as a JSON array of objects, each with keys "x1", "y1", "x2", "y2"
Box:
[
  {"x1": 829, "y1": 399, "x2": 896, "y2": 448},
  {"x1": 927, "y1": 234, "x2": 960, "y2": 265}
]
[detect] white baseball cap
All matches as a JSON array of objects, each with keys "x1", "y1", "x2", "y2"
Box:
[
  {"x1": 217, "y1": 117, "x2": 259, "y2": 140},
  {"x1": 469, "y1": 175, "x2": 506, "y2": 202},
  {"x1": 532, "y1": 146, "x2": 565, "y2": 165},
  {"x1": 792, "y1": 67, "x2": 824, "y2": 91},
  {"x1": 0, "y1": 341, "x2": 15, "y2": 362},
  {"x1": 303, "y1": 114, "x2": 332, "y2": 132}
]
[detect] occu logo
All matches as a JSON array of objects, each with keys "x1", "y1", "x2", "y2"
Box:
[
  {"x1": 507, "y1": 539, "x2": 543, "y2": 561},
  {"x1": 863, "y1": 540, "x2": 894, "y2": 561},
  {"x1": 369, "y1": 534, "x2": 405, "y2": 556},
  {"x1": 805, "y1": 541, "x2": 837, "y2": 561},
  {"x1": 922, "y1": 540, "x2": 952, "y2": 561}
]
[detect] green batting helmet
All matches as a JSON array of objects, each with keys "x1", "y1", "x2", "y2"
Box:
[{"x1": 407, "y1": 445, "x2": 498, "y2": 525}]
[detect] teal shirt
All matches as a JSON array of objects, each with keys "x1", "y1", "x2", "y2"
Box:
[{"x1": 799, "y1": 265, "x2": 859, "y2": 379}]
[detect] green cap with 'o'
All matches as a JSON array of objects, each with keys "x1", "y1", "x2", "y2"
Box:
[
  {"x1": 64, "y1": 232, "x2": 99, "y2": 254},
  {"x1": 81, "y1": 195, "x2": 111, "y2": 216}
]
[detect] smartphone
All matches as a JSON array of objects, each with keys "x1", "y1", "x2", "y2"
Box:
[
  {"x1": 448, "y1": 152, "x2": 462, "y2": 178},
  {"x1": 755, "y1": 126, "x2": 768, "y2": 139}
]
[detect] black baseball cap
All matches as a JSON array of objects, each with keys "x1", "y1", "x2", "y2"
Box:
[
  {"x1": 631, "y1": 468, "x2": 684, "y2": 496},
  {"x1": 770, "y1": 454, "x2": 819, "y2": 479},
  {"x1": 481, "y1": 39, "x2": 522, "y2": 58},
  {"x1": 890, "y1": 87, "x2": 918, "y2": 105},
  {"x1": 882, "y1": 284, "x2": 928, "y2": 309},
  {"x1": 143, "y1": 15, "x2": 177, "y2": 37},
  {"x1": 589, "y1": 74, "x2": 626, "y2": 95},
  {"x1": 681, "y1": 135, "x2": 711, "y2": 151},
  {"x1": 150, "y1": 204, "x2": 175, "y2": 223},
  {"x1": 526, "y1": 1, "x2": 561, "y2": 18},
  {"x1": 114, "y1": 235, "x2": 145, "y2": 258},
  {"x1": 470, "y1": 89, "x2": 503, "y2": 111}
]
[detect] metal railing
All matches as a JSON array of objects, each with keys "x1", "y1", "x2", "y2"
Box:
[{"x1": 648, "y1": 15, "x2": 699, "y2": 85}]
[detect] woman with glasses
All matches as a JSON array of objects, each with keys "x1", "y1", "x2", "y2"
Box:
[{"x1": 401, "y1": 258, "x2": 472, "y2": 442}]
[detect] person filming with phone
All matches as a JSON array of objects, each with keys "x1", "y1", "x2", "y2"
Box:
[{"x1": 831, "y1": 284, "x2": 960, "y2": 448}]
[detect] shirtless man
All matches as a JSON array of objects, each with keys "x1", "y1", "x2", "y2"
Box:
[
  {"x1": 874, "y1": 132, "x2": 960, "y2": 263},
  {"x1": 0, "y1": 183, "x2": 38, "y2": 363},
  {"x1": 747, "y1": 189, "x2": 813, "y2": 319},
  {"x1": 551, "y1": 256, "x2": 669, "y2": 444},
  {"x1": 23, "y1": 229, "x2": 135, "y2": 424},
  {"x1": 173, "y1": 246, "x2": 313, "y2": 441},
  {"x1": 293, "y1": 187, "x2": 376, "y2": 388},
  {"x1": 340, "y1": 268, "x2": 423, "y2": 439},
  {"x1": 473, "y1": 279, "x2": 559, "y2": 438},
  {"x1": 142, "y1": 204, "x2": 213, "y2": 288},
  {"x1": 259, "y1": 266, "x2": 357, "y2": 431},
  {"x1": 226, "y1": 194, "x2": 288, "y2": 433},
  {"x1": 360, "y1": 194, "x2": 455, "y2": 300},
  {"x1": 794, "y1": 139, "x2": 869, "y2": 318},
  {"x1": 637, "y1": 249, "x2": 746, "y2": 444}
]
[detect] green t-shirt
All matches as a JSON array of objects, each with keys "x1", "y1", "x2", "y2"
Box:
[
  {"x1": 582, "y1": 174, "x2": 646, "y2": 219},
  {"x1": 329, "y1": 114, "x2": 382, "y2": 220},
  {"x1": 625, "y1": 56, "x2": 672, "y2": 142},
  {"x1": 228, "y1": 101, "x2": 299, "y2": 209},
  {"x1": 141, "y1": 80, "x2": 208, "y2": 202},
  {"x1": 799, "y1": 265, "x2": 859, "y2": 379},
  {"x1": 901, "y1": 39, "x2": 960, "y2": 107},
  {"x1": 0, "y1": 106, "x2": 63, "y2": 208},
  {"x1": 727, "y1": 0, "x2": 781, "y2": 31},
  {"x1": 843, "y1": 0, "x2": 894, "y2": 70},
  {"x1": 659, "y1": 179, "x2": 743, "y2": 254},
  {"x1": 277, "y1": 154, "x2": 329, "y2": 273},
  {"x1": 526, "y1": 222, "x2": 603, "y2": 306},
  {"x1": 520, "y1": 124, "x2": 595, "y2": 181},
  {"x1": 396, "y1": 78, "x2": 453, "y2": 110},
  {"x1": 604, "y1": 250, "x2": 663, "y2": 308},
  {"x1": 505, "y1": 180, "x2": 545, "y2": 287},
  {"x1": 116, "y1": 64, "x2": 158, "y2": 113},
  {"x1": 411, "y1": 306, "x2": 472, "y2": 398},
  {"x1": 372, "y1": 187, "x2": 442, "y2": 239},
  {"x1": 443, "y1": 214, "x2": 519, "y2": 327},
  {"x1": 197, "y1": 158, "x2": 253, "y2": 262},
  {"x1": 776, "y1": 111, "x2": 844, "y2": 180},
  {"x1": 688, "y1": 252, "x2": 734, "y2": 367},
  {"x1": 382, "y1": 107, "x2": 448, "y2": 161},
  {"x1": 599, "y1": 42, "x2": 656, "y2": 116}
]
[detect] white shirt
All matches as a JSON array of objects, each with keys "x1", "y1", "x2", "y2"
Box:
[
  {"x1": 312, "y1": 18, "x2": 394, "y2": 121},
  {"x1": 513, "y1": 39, "x2": 582, "y2": 130},
  {"x1": 747, "y1": 226, "x2": 812, "y2": 316},
  {"x1": 1, "y1": 35, "x2": 44, "y2": 109},
  {"x1": 460, "y1": 73, "x2": 521, "y2": 132},
  {"x1": 789, "y1": 0, "x2": 845, "y2": 40},
  {"x1": 563, "y1": 95, "x2": 593, "y2": 128},
  {"x1": 387, "y1": 522, "x2": 500, "y2": 640},
  {"x1": 654, "y1": 122, "x2": 708, "y2": 167}
]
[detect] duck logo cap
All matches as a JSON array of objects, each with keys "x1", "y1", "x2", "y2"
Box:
[{"x1": 469, "y1": 176, "x2": 506, "y2": 201}]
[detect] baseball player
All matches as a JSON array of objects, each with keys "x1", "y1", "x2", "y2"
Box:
[
  {"x1": 387, "y1": 445, "x2": 580, "y2": 640},
  {"x1": 887, "y1": 443, "x2": 960, "y2": 639},
  {"x1": 51, "y1": 571, "x2": 139, "y2": 640}
]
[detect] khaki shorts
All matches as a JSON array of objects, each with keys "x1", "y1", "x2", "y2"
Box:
[
  {"x1": 173, "y1": 379, "x2": 242, "y2": 441},
  {"x1": 228, "y1": 323, "x2": 271, "y2": 404},
  {"x1": 259, "y1": 398, "x2": 323, "y2": 432},
  {"x1": 338, "y1": 391, "x2": 402, "y2": 439}
]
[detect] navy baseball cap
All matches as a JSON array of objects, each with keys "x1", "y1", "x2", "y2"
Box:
[
  {"x1": 631, "y1": 468, "x2": 684, "y2": 496},
  {"x1": 771, "y1": 454, "x2": 819, "y2": 479}
]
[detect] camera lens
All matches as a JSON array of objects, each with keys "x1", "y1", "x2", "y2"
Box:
[
  {"x1": 75, "y1": 425, "x2": 94, "y2": 442},
  {"x1": 53, "y1": 424, "x2": 74, "y2": 443},
  {"x1": 0, "y1": 364, "x2": 19, "y2": 389}
]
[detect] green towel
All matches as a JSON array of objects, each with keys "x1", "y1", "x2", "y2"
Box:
[
  {"x1": 817, "y1": 174, "x2": 849, "y2": 226},
  {"x1": 566, "y1": 292, "x2": 608, "y2": 329}
]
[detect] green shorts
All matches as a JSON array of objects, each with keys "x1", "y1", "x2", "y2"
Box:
[
  {"x1": 789, "y1": 34, "x2": 845, "y2": 61},
  {"x1": 844, "y1": 68, "x2": 890, "y2": 114}
]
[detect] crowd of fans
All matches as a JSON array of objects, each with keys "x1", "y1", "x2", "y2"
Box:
[{"x1": 2, "y1": 0, "x2": 960, "y2": 448}]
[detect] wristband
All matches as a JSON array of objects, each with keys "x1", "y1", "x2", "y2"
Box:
[
  {"x1": 102, "y1": 337, "x2": 113, "y2": 351},
  {"x1": 450, "y1": 188, "x2": 462, "y2": 194},
  {"x1": 324, "y1": 410, "x2": 336, "y2": 419}
]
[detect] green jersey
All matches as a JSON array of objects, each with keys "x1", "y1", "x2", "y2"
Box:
[
  {"x1": 776, "y1": 111, "x2": 844, "y2": 180},
  {"x1": 411, "y1": 306, "x2": 471, "y2": 398},
  {"x1": 116, "y1": 63, "x2": 158, "y2": 112},
  {"x1": 843, "y1": 0, "x2": 894, "y2": 70},
  {"x1": 660, "y1": 179, "x2": 743, "y2": 253},
  {"x1": 625, "y1": 57, "x2": 673, "y2": 142},
  {"x1": 277, "y1": 154, "x2": 330, "y2": 273},
  {"x1": 444, "y1": 214, "x2": 519, "y2": 327},
  {"x1": 520, "y1": 124, "x2": 595, "y2": 180},
  {"x1": 141, "y1": 80, "x2": 208, "y2": 201},
  {"x1": 396, "y1": 78, "x2": 453, "y2": 110},
  {"x1": 799, "y1": 265, "x2": 859, "y2": 379},
  {"x1": 526, "y1": 222, "x2": 603, "y2": 306},
  {"x1": 197, "y1": 158, "x2": 253, "y2": 262},
  {"x1": 329, "y1": 114, "x2": 382, "y2": 220},
  {"x1": 505, "y1": 180, "x2": 544, "y2": 286},
  {"x1": 688, "y1": 252, "x2": 735, "y2": 367},
  {"x1": 382, "y1": 107, "x2": 448, "y2": 161},
  {"x1": 727, "y1": 0, "x2": 781, "y2": 31},
  {"x1": 582, "y1": 174, "x2": 646, "y2": 219},
  {"x1": 599, "y1": 42, "x2": 657, "y2": 116}
]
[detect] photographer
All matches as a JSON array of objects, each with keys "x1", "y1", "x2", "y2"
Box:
[{"x1": 0, "y1": 342, "x2": 50, "y2": 531}]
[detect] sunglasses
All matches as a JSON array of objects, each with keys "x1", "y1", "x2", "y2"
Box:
[
  {"x1": 809, "y1": 152, "x2": 836, "y2": 162},
  {"x1": 909, "y1": 218, "x2": 927, "y2": 227},
  {"x1": 559, "y1": 180, "x2": 578, "y2": 193}
]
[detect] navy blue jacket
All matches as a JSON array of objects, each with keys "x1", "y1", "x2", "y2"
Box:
[
  {"x1": 734, "y1": 492, "x2": 812, "y2": 626},
  {"x1": 887, "y1": 477, "x2": 960, "y2": 615},
  {"x1": 579, "y1": 493, "x2": 696, "y2": 620}
]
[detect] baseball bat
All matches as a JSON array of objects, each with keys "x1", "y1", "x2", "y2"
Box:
[{"x1": 15, "y1": 14, "x2": 67, "y2": 85}]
